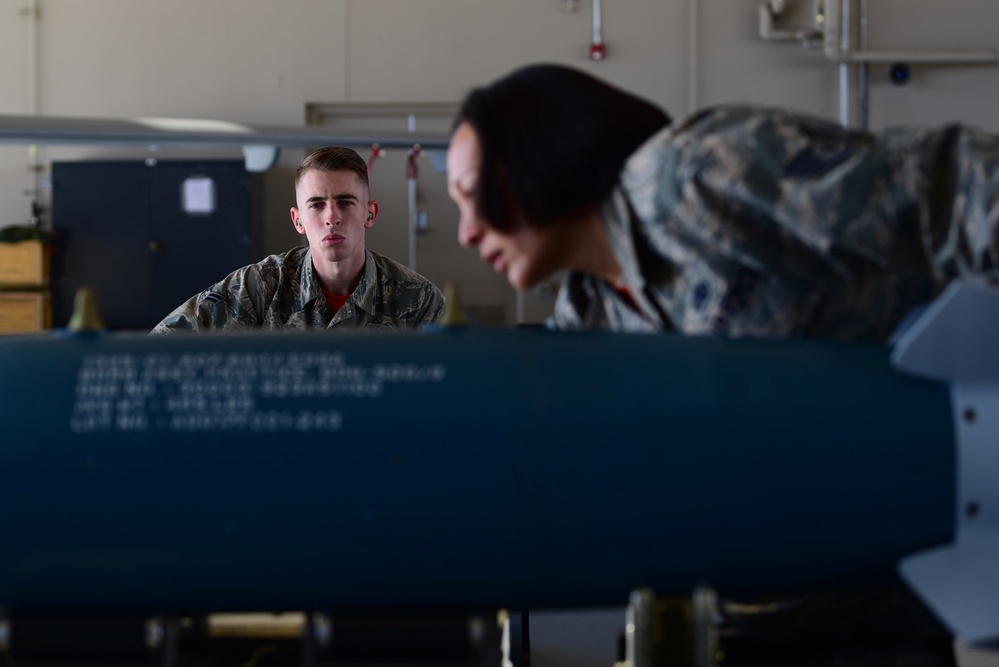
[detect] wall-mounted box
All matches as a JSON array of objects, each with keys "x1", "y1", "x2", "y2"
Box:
[
  {"x1": 0, "y1": 291, "x2": 51, "y2": 334},
  {"x1": 0, "y1": 240, "x2": 49, "y2": 287}
]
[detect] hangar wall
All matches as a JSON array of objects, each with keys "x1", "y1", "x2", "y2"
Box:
[{"x1": 0, "y1": 0, "x2": 996, "y2": 327}]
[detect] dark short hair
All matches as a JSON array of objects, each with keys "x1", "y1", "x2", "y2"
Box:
[
  {"x1": 455, "y1": 64, "x2": 670, "y2": 232},
  {"x1": 295, "y1": 146, "x2": 370, "y2": 192}
]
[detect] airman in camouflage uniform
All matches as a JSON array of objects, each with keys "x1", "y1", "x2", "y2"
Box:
[
  {"x1": 152, "y1": 145, "x2": 445, "y2": 334},
  {"x1": 150, "y1": 246, "x2": 444, "y2": 333},
  {"x1": 553, "y1": 104, "x2": 999, "y2": 340}
]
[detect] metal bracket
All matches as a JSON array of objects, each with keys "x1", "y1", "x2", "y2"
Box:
[
  {"x1": 758, "y1": 0, "x2": 823, "y2": 45},
  {"x1": 759, "y1": 0, "x2": 998, "y2": 65}
]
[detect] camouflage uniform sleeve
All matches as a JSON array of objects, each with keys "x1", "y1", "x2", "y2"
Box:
[
  {"x1": 921, "y1": 125, "x2": 999, "y2": 282},
  {"x1": 149, "y1": 264, "x2": 271, "y2": 334},
  {"x1": 149, "y1": 289, "x2": 227, "y2": 334},
  {"x1": 357, "y1": 251, "x2": 447, "y2": 329},
  {"x1": 413, "y1": 281, "x2": 447, "y2": 327},
  {"x1": 149, "y1": 285, "x2": 260, "y2": 334},
  {"x1": 613, "y1": 105, "x2": 999, "y2": 340},
  {"x1": 381, "y1": 272, "x2": 446, "y2": 328}
]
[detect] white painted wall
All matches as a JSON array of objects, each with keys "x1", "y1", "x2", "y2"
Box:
[{"x1": 0, "y1": 0, "x2": 997, "y2": 326}]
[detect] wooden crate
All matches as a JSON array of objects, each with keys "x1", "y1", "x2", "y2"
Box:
[
  {"x1": 0, "y1": 240, "x2": 49, "y2": 287},
  {"x1": 0, "y1": 291, "x2": 51, "y2": 334}
]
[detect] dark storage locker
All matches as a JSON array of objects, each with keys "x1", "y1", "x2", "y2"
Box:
[{"x1": 52, "y1": 160, "x2": 258, "y2": 330}]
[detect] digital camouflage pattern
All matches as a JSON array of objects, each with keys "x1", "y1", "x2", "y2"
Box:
[
  {"x1": 553, "y1": 105, "x2": 999, "y2": 341},
  {"x1": 151, "y1": 246, "x2": 445, "y2": 333}
]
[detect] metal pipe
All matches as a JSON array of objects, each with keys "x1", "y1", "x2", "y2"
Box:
[
  {"x1": 838, "y1": 0, "x2": 850, "y2": 126},
  {"x1": 26, "y1": 0, "x2": 41, "y2": 226},
  {"x1": 838, "y1": 50, "x2": 998, "y2": 64},
  {"x1": 838, "y1": 0, "x2": 861, "y2": 127},
  {"x1": 592, "y1": 0, "x2": 602, "y2": 45},
  {"x1": 27, "y1": 0, "x2": 38, "y2": 116},
  {"x1": 859, "y1": 0, "x2": 869, "y2": 130},
  {"x1": 589, "y1": 0, "x2": 605, "y2": 60},
  {"x1": 689, "y1": 0, "x2": 699, "y2": 112},
  {"x1": 407, "y1": 144, "x2": 421, "y2": 271},
  {"x1": 408, "y1": 178, "x2": 417, "y2": 270}
]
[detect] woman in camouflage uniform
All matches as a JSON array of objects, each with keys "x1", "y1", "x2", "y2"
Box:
[{"x1": 447, "y1": 63, "x2": 999, "y2": 341}]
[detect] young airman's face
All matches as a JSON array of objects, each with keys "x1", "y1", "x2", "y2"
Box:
[{"x1": 290, "y1": 169, "x2": 376, "y2": 268}]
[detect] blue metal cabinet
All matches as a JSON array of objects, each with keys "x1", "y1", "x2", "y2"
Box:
[{"x1": 51, "y1": 160, "x2": 258, "y2": 331}]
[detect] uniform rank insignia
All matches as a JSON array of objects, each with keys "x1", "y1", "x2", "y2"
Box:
[
  {"x1": 784, "y1": 139, "x2": 855, "y2": 179},
  {"x1": 201, "y1": 291, "x2": 225, "y2": 304}
]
